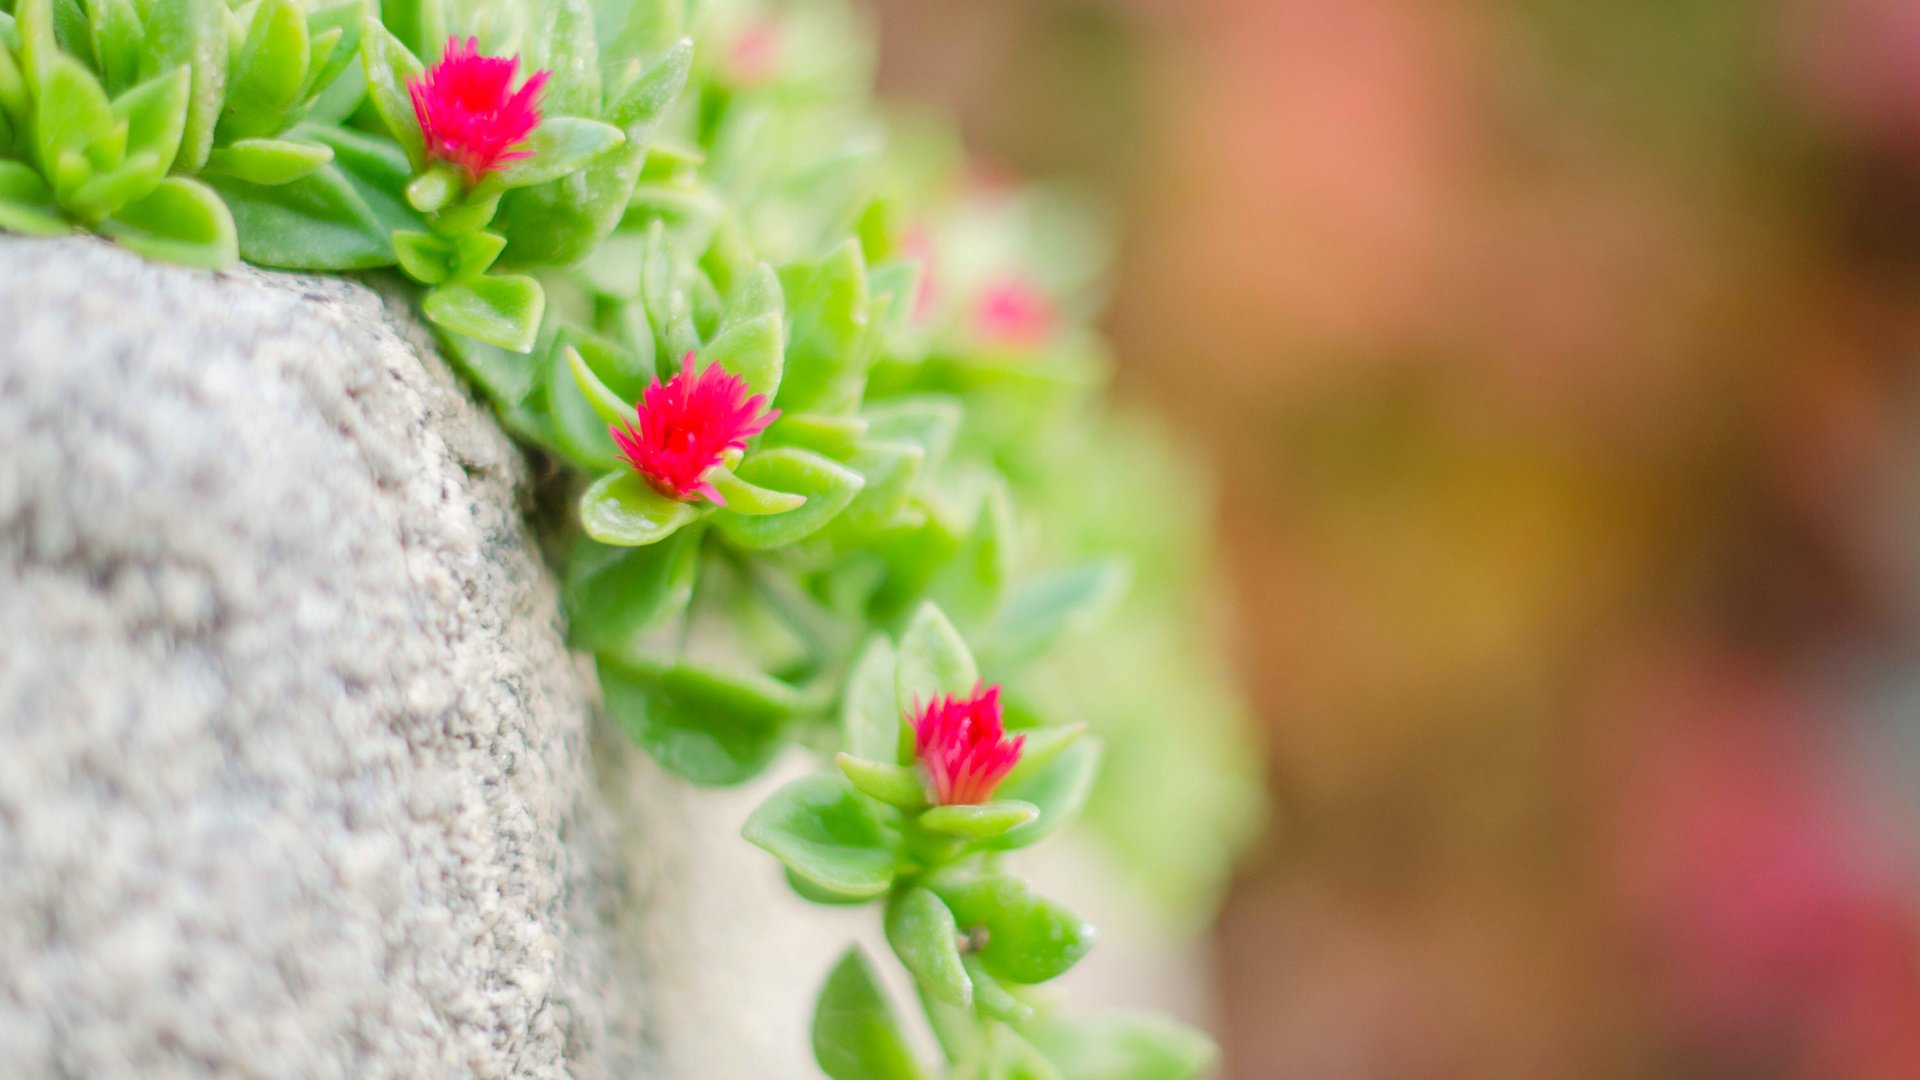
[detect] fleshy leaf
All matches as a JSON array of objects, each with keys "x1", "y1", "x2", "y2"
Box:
[
  {"x1": 919, "y1": 800, "x2": 1039, "y2": 840},
  {"x1": 137, "y1": 0, "x2": 225, "y2": 171},
  {"x1": 600, "y1": 654, "x2": 797, "y2": 785},
  {"x1": 99, "y1": 176, "x2": 236, "y2": 266},
  {"x1": 707, "y1": 463, "x2": 807, "y2": 515},
  {"x1": 933, "y1": 873, "x2": 1095, "y2": 986},
  {"x1": 840, "y1": 633, "x2": 901, "y2": 762},
  {"x1": 219, "y1": 0, "x2": 308, "y2": 141},
  {"x1": 0, "y1": 162, "x2": 69, "y2": 235},
  {"x1": 836, "y1": 754, "x2": 926, "y2": 810},
  {"x1": 210, "y1": 164, "x2": 394, "y2": 269},
  {"x1": 1023, "y1": 1013, "x2": 1219, "y2": 1080},
  {"x1": 700, "y1": 310, "x2": 783, "y2": 398},
  {"x1": 895, "y1": 603, "x2": 979, "y2": 712},
  {"x1": 811, "y1": 947, "x2": 931, "y2": 1080},
  {"x1": 986, "y1": 738, "x2": 1103, "y2": 852},
  {"x1": 564, "y1": 529, "x2": 699, "y2": 651},
  {"x1": 566, "y1": 343, "x2": 632, "y2": 427},
  {"x1": 743, "y1": 774, "x2": 897, "y2": 899},
  {"x1": 204, "y1": 138, "x2": 334, "y2": 185},
  {"x1": 886, "y1": 887, "x2": 971, "y2": 1008},
  {"x1": 421, "y1": 274, "x2": 544, "y2": 352},
  {"x1": 578, "y1": 470, "x2": 700, "y2": 547},
  {"x1": 359, "y1": 18, "x2": 424, "y2": 169},
  {"x1": 711, "y1": 447, "x2": 863, "y2": 550},
  {"x1": 483, "y1": 117, "x2": 625, "y2": 191},
  {"x1": 980, "y1": 561, "x2": 1128, "y2": 676}
]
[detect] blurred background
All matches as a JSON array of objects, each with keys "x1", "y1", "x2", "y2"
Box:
[{"x1": 867, "y1": 0, "x2": 1920, "y2": 1076}]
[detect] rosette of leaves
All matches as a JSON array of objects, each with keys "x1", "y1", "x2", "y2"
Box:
[
  {"x1": 356, "y1": 2, "x2": 691, "y2": 353},
  {"x1": 743, "y1": 604, "x2": 1216, "y2": 1080},
  {"x1": 0, "y1": 0, "x2": 376, "y2": 267},
  {"x1": 0, "y1": 0, "x2": 241, "y2": 264}
]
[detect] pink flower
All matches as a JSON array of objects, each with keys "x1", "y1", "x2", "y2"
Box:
[
  {"x1": 727, "y1": 22, "x2": 782, "y2": 85},
  {"x1": 974, "y1": 277, "x2": 1055, "y2": 347},
  {"x1": 610, "y1": 353, "x2": 779, "y2": 505},
  {"x1": 912, "y1": 685, "x2": 1025, "y2": 806},
  {"x1": 408, "y1": 37, "x2": 549, "y2": 182}
]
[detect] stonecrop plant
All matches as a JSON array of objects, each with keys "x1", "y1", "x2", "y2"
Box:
[{"x1": 0, "y1": 0, "x2": 1261, "y2": 1073}]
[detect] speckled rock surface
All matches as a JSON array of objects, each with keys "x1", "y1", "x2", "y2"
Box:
[{"x1": 0, "y1": 235, "x2": 651, "y2": 1078}]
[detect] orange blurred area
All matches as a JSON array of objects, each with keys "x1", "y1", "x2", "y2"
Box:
[{"x1": 874, "y1": 0, "x2": 1920, "y2": 1076}]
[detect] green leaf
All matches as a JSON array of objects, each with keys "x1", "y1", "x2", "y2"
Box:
[
  {"x1": 137, "y1": 0, "x2": 225, "y2": 171},
  {"x1": 566, "y1": 344, "x2": 632, "y2": 427},
  {"x1": 744, "y1": 774, "x2": 897, "y2": 900},
  {"x1": 895, "y1": 603, "x2": 979, "y2": 711},
  {"x1": 987, "y1": 738, "x2": 1103, "y2": 852},
  {"x1": 209, "y1": 162, "x2": 393, "y2": 269},
  {"x1": 1000, "y1": 724, "x2": 1087, "y2": 790},
  {"x1": 963, "y1": 954, "x2": 1034, "y2": 1023},
  {"x1": 296, "y1": 122, "x2": 422, "y2": 233},
  {"x1": 811, "y1": 947, "x2": 931, "y2": 1080},
  {"x1": 932, "y1": 874, "x2": 1095, "y2": 986},
  {"x1": 722, "y1": 261, "x2": 783, "y2": 326},
  {"x1": 545, "y1": 337, "x2": 626, "y2": 470},
  {"x1": 779, "y1": 238, "x2": 870, "y2": 413},
  {"x1": 301, "y1": 2, "x2": 366, "y2": 105},
  {"x1": 762, "y1": 412, "x2": 869, "y2": 459},
  {"x1": 840, "y1": 633, "x2": 901, "y2": 762},
  {"x1": 17, "y1": 0, "x2": 60, "y2": 85},
  {"x1": 450, "y1": 229, "x2": 504, "y2": 278},
  {"x1": 605, "y1": 37, "x2": 692, "y2": 133},
  {"x1": 483, "y1": 117, "x2": 623, "y2": 191},
  {"x1": 391, "y1": 228, "x2": 451, "y2": 283},
  {"x1": 376, "y1": 0, "x2": 442, "y2": 62},
  {"x1": 919, "y1": 800, "x2": 1039, "y2": 840},
  {"x1": 994, "y1": 1027, "x2": 1068, "y2": 1080},
  {"x1": 112, "y1": 65, "x2": 190, "y2": 177},
  {"x1": 99, "y1": 176, "x2": 236, "y2": 267},
  {"x1": 66, "y1": 151, "x2": 165, "y2": 223},
  {"x1": 493, "y1": 40, "x2": 691, "y2": 267},
  {"x1": 711, "y1": 447, "x2": 864, "y2": 550},
  {"x1": 405, "y1": 164, "x2": 458, "y2": 213},
  {"x1": 441, "y1": 333, "x2": 537, "y2": 406},
  {"x1": 219, "y1": 0, "x2": 307, "y2": 141},
  {"x1": 34, "y1": 56, "x2": 114, "y2": 203},
  {"x1": 523, "y1": 0, "x2": 598, "y2": 116},
  {"x1": 981, "y1": 561, "x2": 1128, "y2": 675},
  {"x1": 830, "y1": 440, "x2": 924, "y2": 539},
  {"x1": 707, "y1": 463, "x2": 807, "y2": 515},
  {"x1": 0, "y1": 35, "x2": 30, "y2": 124},
  {"x1": 1023, "y1": 1014, "x2": 1218, "y2": 1080},
  {"x1": 564, "y1": 528, "x2": 698, "y2": 651},
  {"x1": 204, "y1": 137, "x2": 333, "y2": 185},
  {"x1": 701, "y1": 312, "x2": 783, "y2": 398},
  {"x1": 89, "y1": 0, "x2": 145, "y2": 95},
  {"x1": 359, "y1": 17, "x2": 423, "y2": 169},
  {"x1": 836, "y1": 754, "x2": 926, "y2": 811},
  {"x1": 421, "y1": 274, "x2": 544, "y2": 352},
  {"x1": 600, "y1": 654, "x2": 797, "y2": 785},
  {"x1": 0, "y1": 162, "x2": 67, "y2": 235},
  {"x1": 886, "y1": 887, "x2": 971, "y2": 1008},
  {"x1": 577, "y1": 471, "x2": 699, "y2": 547},
  {"x1": 863, "y1": 395, "x2": 962, "y2": 465}
]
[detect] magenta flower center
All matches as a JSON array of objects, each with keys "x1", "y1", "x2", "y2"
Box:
[
  {"x1": 408, "y1": 37, "x2": 550, "y2": 182},
  {"x1": 913, "y1": 685, "x2": 1024, "y2": 806},
  {"x1": 610, "y1": 353, "x2": 779, "y2": 505}
]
